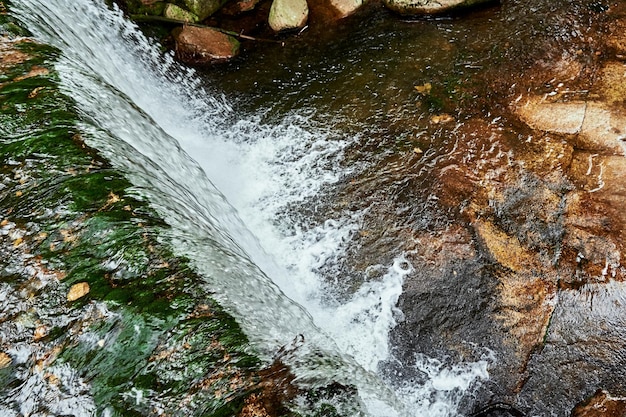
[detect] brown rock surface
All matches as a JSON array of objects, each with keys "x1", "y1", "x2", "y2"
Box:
[
  {"x1": 172, "y1": 25, "x2": 240, "y2": 65},
  {"x1": 573, "y1": 390, "x2": 626, "y2": 417}
]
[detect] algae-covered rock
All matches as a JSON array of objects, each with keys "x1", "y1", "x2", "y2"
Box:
[
  {"x1": 172, "y1": 25, "x2": 240, "y2": 64},
  {"x1": 268, "y1": 0, "x2": 308, "y2": 32},
  {"x1": 121, "y1": 0, "x2": 166, "y2": 16},
  {"x1": 383, "y1": 0, "x2": 494, "y2": 15},
  {"x1": 573, "y1": 390, "x2": 626, "y2": 417},
  {"x1": 163, "y1": 3, "x2": 199, "y2": 22},
  {"x1": 182, "y1": 0, "x2": 228, "y2": 20}
]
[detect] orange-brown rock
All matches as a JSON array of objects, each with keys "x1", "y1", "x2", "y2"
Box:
[
  {"x1": 573, "y1": 390, "x2": 626, "y2": 417},
  {"x1": 173, "y1": 25, "x2": 240, "y2": 65}
]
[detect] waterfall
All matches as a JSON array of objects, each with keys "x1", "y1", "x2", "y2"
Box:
[{"x1": 9, "y1": 1, "x2": 491, "y2": 415}]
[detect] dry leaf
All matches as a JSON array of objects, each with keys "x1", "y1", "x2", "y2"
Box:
[
  {"x1": 28, "y1": 86, "x2": 45, "y2": 98},
  {"x1": 430, "y1": 114, "x2": 455, "y2": 124},
  {"x1": 67, "y1": 282, "x2": 90, "y2": 301},
  {"x1": 0, "y1": 352, "x2": 11, "y2": 369},
  {"x1": 414, "y1": 82, "x2": 432, "y2": 94},
  {"x1": 34, "y1": 326, "x2": 48, "y2": 341}
]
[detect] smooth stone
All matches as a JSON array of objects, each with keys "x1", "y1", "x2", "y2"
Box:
[
  {"x1": 517, "y1": 98, "x2": 586, "y2": 135},
  {"x1": 517, "y1": 97, "x2": 626, "y2": 155},
  {"x1": 329, "y1": 0, "x2": 363, "y2": 18},
  {"x1": 268, "y1": 0, "x2": 308, "y2": 32},
  {"x1": 172, "y1": 25, "x2": 240, "y2": 65}
]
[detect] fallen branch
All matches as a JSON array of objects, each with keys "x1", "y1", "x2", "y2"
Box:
[{"x1": 130, "y1": 14, "x2": 284, "y2": 45}]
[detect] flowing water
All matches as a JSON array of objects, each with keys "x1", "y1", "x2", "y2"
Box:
[{"x1": 4, "y1": 0, "x2": 592, "y2": 415}]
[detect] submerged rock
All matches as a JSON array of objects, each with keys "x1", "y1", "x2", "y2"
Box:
[
  {"x1": 573, "y1": 390, "x2": 626, "y2": 417},
  {"x1": 182, "y1": 0, "x2": 228, "y2": 20},
  {"x1": 383, "y1": 0, "x2": 495, "y2": 15},
  {"x1": 172, "y1": 25, "x2": 240, "y2": 64},
  {"x1": 268, "y1": 0, "x2": 308, "y2": 32},
  {"x1": 163, "y1": 3, "x2": 199, "y2": 22}
]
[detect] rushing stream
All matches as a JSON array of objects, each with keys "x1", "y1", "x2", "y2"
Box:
[
  {"x1": 4, "y1": 0, "x2": 496, "y2": 415},
  {"x1": 11, "y1": 0, "x2": 624, "y2": 415}
]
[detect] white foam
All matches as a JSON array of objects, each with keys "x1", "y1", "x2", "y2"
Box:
[{"x1": 10, "y1": 1, "x2": 492, "y2": 415}]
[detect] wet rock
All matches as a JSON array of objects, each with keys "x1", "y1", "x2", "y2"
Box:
[
  {"x1": 516, "y1": 98, "x2": 626, "y2": 154},
  {"x1": 328, "y1": 0, "x2": 363, "y2": 18},
  {"x1": 67, "y1": 282, "x2": 90, "y2": 302},
  {"x1": 221, "y1": 0, "x2": 263, "y2": 15},
  {"x1": 517, "y1": 99, "x2": 586, "y2": 135},
  {"x1": 268, "y1": 0, "x2": 308, "y2": 32},
  {"x1": 578, "y1": 103, "x2": 626, "y2": 153},
  {"x1": 172, "y1": 25, "x2": 240, "y2": 65},
  {"x1": 573, "y1": 390, "x2": 626, "y2": 417},
  {"x1": 598, "y1": 62, "x2": 626, "y2": 104},
  {"x1": 182, "y1": 0, "x2": 228, "y2": 20},
  {"x1": 383, "y1": 0, "x2": 494, "y2": 15},
  {"x1": 0, "y1": 37, "x2": 31, "y2": 70},
  {"x1": 163, "y1": 3, "x2": 199, "y2": 22}
]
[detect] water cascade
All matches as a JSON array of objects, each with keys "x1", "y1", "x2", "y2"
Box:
[{"x1": 7, "y1": 0, "x2": 492, "y2": 415}]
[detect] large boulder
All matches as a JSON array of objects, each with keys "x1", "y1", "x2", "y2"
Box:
[
  {"x1": 182, "y1": 0, "x2": 228, "y2": 20},
  {"x1": 383, "y1": 0, "x2": 494, "y2": 15},
  {"x1": 172, "y1": 25, "x2": 240, "y2": 65},
  {"x1": 268, "y1": 0, "x2": 308, "y2": 32}
]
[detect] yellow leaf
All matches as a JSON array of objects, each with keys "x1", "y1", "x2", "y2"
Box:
[
  {"x1": 27, "y1": 86, "x2": 45, "y2": 98},
  {"x1": 414, "y1": 82, "x2": 432, "y2": 95},
  {"x1": 107, "y1": 193, "x2": 120, "y2": 204},
  {"x1": 430, "y1": 114, "x2": 455, "y2": 124},
  {"x1": 13, "y1": 237, "x2": 23, "y2": 247},
  {"x1": 34, "y1": 326, "x2": 48, "y2": 341},
  {"x1": 67, "y1": 282, "x2": 90, "y2": 302},
  {"x1": 0, "y1": 352, "x2": 11, "y2": 369},
  {"x1": 15, "y1": 190, "x2": 22, "y2": 197}
]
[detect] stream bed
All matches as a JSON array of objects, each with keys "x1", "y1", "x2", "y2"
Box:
[{"x1": 2, "y1": 0, "x2": 626, "y2": 416}]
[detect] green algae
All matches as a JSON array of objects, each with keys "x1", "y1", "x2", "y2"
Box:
[{"x1": 0, "y1": 9, "x2": 266, "y2": 417}]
